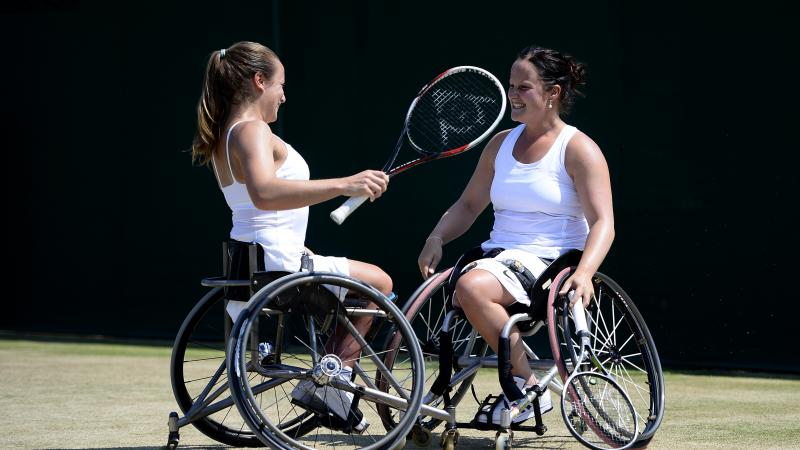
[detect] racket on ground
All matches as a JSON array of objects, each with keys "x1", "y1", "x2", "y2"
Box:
[
  {"x1": 330, "y1": 66, "x2": 506, "y2": 225},
  {"x1": 560, "y1": 294, "x2": 639, "y2": 450}
]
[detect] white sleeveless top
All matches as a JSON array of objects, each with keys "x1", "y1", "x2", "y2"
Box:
[
  {"x1": 212, "y1": 121, "x2": 310, "y2": 272},
  {"x1": 482, "y1": 124, "x2": 589, "y2": 259}
]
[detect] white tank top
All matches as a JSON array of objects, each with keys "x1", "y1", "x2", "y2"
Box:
[
  {"x1": 482, "y1": 123, "x2": 589, "y2": 259},
  {"x1": 212, "y1": 121, "x2": 310, "y2": 271}
]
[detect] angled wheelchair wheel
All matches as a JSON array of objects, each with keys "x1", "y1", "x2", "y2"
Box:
[
  {"x1": 227, "y1": 272, "x2": 425, "y2": 450},
  {"x1": 547, "y1": 268, "x2": 665, "y2": 444},
  {"x1": 378, "y1": 269, "x2": 488, "y2": 432},
  {"x1": 170, "y1": 287, "x2": 262, "y2": 447}
]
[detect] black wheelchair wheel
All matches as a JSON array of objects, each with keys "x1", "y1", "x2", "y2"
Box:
[
  {"x1": 227, "y1": 272, "x2": 426, "y2": 450},
  {"x1": 170, "y1": 287, "x2": 262, "y2": 447},
  {"x1": 548, "y1": 268, "x2": 665, "y2": 444},
  {"x1": 378, "y1": 269, "x2": 488, "y2": 432}
]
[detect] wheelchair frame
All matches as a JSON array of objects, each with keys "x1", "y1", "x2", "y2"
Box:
[
  {"x1": 167, "y1": 242, "x2": 664, "y2": 450},
  {"x1": 378, "y1": 250, "x2": 665, "y2": 450},
  {"x1": 167, "y1": 241, "x2": 426, "y2": 450}
]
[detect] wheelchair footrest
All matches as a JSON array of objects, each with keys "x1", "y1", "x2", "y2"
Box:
[
  {"x1": 464, "y1": 393, "x2": 548, "y2": 433},
  {"x1": 455, "y1": 421, "x2": 545, "y2": 432}
]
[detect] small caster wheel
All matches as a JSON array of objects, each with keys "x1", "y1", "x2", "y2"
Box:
[
  {"x1": 411, "y1": 424, "x2": 432, "y2": 447},
  {"x1": 440, "y1": 429, "x2": 459, "y2": 450},
  {"x1": 495, "y1": 430, "x2": 513, "y2": 450},
  {"x1": 391, "y1": 436, "x2": 407, "y2": 450},
  {"x1": 166, "y1": 411, "x2": 180, "y2": 449}
]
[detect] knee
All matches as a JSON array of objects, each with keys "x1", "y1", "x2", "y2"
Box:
[
  {"x1": 369, "y1": 268, "x2": 392, "y2": 296},
  {"x1": 378, "y1": 271, "x2": 393, "y2": 296}
]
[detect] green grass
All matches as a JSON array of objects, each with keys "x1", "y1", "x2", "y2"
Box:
[{"x1": 1, "y1": 337, "x2": 799, "y2": 449}]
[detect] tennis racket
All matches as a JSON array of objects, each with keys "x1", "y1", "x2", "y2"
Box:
[
  {"x1": 330, "y1": 66, "x2": 506, "y2": 225},
  {"x1": 560, "y1": 294, "x2": 639, "y2": 450}
]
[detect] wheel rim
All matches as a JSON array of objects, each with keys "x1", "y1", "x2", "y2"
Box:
[
  {"x1": 379, "y1": 270, "x2": 487, "y2": 431},
  {"x1": 551, "y1": 270, "x2": 664, "y2": 440},
  {"x1": 228, "y1": 273, "x2": 425, "y2": 449},
  {"x1": 171, "y1": 288, "x2": 258, "y2": 445}
]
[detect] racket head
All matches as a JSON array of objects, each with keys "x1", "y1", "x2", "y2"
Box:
[
  {"x1": 560, "y1": 371, "x2": 640, "y2": 450},
  {"x1": 403, "y1": 66, "x2": 506, "y2": 159}
]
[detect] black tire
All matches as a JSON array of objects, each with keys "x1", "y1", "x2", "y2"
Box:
[
  {"x1": 378, "y1": 269, "x2": 488, "y2": 432},
  {"x1": 548, "y1": 268, "x2": 665, "y2": 444},
  {"x1": 228, "y1": 272, "x2": 426, "y2": 450},
  {"x1": 170, "y1": 287, "x2": 262, "y2": 447}
]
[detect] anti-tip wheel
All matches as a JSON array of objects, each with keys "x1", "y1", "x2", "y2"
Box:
[
  {"x1": 440, "y1": 429, "x2": 459, "y2": 450},
  {"x1": 495, "y1": 430, "x2": 513, "y2": 450},
  {"x1": 412, "y1": 424, "x2": 433, "y2": 446}
]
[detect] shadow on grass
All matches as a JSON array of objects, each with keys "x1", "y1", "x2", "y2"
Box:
[
  {"x1": 451, "y1": 433, "x2": 578, "y2": 449},
  {"x1": 666, "y1": 368, "x2": 800, "y2": 381},
  {"x1": 0, "y1": 330, "x2": 173, "y2": 348},
  {"x1": 46, "y1": 447, "x2": 227, "y2": 450}
]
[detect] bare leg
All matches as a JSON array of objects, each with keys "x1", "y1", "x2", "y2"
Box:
[
  {"x1": 455, "y1": 269, "x2": 537, "y2": 387},
  {"x1": 325, "y1": 260, "x2": 392, "y2": 368}
]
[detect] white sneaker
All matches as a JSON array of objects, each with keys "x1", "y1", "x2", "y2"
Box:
[
  {"x1": 478, "y1": 376, "x2": 553, "y2": 425},
  {"x1": 291, "y1": 368, "x2": 369, "y2": 432}
]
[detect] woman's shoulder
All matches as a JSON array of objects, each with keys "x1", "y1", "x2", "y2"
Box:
[
  {"x1": 564, "y1": 129, "x2": 607, "y2": 173},
  {"x1": 229, "y1": 120, "x2": 277, "y2": 154},
  {"x1": 232, "y1": 119, "x2": 273, "y2": 139},
  {"x1": 565, "y1": 129, "x2": 601, "y2": 156},
  {"x1": 483, "y1": 128, "x2": 516, "y2": 155}
]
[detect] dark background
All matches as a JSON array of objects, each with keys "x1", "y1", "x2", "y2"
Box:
[{"x1": 1, "y1": 0, "x2": 797, "y2": 372}]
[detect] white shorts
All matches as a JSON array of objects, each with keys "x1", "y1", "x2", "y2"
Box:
[
  {"x1": 308, "y1": 254, "x2": 351, "y2": 301},
  {"x1": 460, "y1": 249, "x2": 548, "y2": 306}
]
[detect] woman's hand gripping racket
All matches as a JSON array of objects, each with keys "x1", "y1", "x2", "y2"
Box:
[
  {"x1": 560, "y1": 292, "x2": 640, "y2": 450},
  {"x1": 330, "y1": 66, "x2": 506, "y2": 224}
]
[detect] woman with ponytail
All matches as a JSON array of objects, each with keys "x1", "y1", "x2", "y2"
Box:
[
  {"x1": 417, "y1": 45, "x2": 615, "y2": 425},
  {"x1": 191, "y1": 41, "x2": 391, "y2": 433}
]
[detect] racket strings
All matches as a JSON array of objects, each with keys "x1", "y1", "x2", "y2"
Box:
[
  {"x1": 408, "y1": 71, "x2": 504, "y2": 154},
  {"x1": 564, "y1": 373, "x2": 637, "y2": 449}
]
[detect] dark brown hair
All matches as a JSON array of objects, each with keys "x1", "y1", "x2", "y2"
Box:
[
  {"x1": 191, "y1": 41, "x2": 279, "y2": 166},
  {"x1": 517, "y1": 45, "x2": 587, "y2": 115}
]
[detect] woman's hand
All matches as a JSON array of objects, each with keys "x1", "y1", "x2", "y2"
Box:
[
  {"x1": 417, "y1": 236, "x2": 443, "y2": 279},
  {"x1": 342, "y1": 170, "x2": 389, "y2": 201},
  {"x1": 558, "y1": 270, "x2": 594, "y2": 308}
]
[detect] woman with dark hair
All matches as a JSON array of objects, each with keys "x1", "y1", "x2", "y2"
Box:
[
  {"x1": 417, "y1": 45, "x2": 615, "y2": 425},
  {"x1": 191, "y1": 41, "x2": 390, "y2": 433}
]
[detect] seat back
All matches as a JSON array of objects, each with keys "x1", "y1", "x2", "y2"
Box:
[{"x1": 223, "y1": 240, "x2": 265, "y2": 301}]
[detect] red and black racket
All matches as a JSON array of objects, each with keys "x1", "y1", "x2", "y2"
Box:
[{"x1": 330, "y1": 66, "x2": 506, "y2": 224}]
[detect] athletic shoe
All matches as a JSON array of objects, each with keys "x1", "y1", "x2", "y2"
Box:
[{"x1": 477, "y1": 376, "x2": 553, "y2": 425}]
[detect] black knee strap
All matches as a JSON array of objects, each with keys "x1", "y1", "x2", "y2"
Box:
[
  {"x1": 430, "y1": 328, "x2": 454, "y2": 396},
  {"x1": 497, "y1": 335, "x2": 524, "y2": 401}
]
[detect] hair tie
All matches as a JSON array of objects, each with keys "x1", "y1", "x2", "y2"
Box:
[{"x1": 219, "y1": 49, "x2": 226, "y2": 59}]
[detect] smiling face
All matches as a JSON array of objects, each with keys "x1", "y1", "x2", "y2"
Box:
[
  {"x1": 507, "y1": 58, "x2": 556, "y2": 123},
  {"x1": 259, "y1": 60, "x2": 286, "y2": 123}
]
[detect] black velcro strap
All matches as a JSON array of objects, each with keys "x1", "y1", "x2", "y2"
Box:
[{"x1": 501, "y1": 259, "x2": 537, "y2": 295}]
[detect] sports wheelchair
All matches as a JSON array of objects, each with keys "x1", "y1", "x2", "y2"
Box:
[
  {"x1": 167, "y1": 242, "x2": 664, "y2": 450},
  {"x1": 378, "y1": 248, "x2": 665, "y2": 450},
  {"x1": 167, "y1": 240, "x2": 425, "y2": 449}
]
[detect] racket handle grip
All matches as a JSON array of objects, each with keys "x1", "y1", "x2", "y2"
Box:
[
  {"x1": 569, "y1": 291, "x2": 590, "y2": 338},
  {"x1": 330, "y1": 195, "x2": 368, "y2": 225}
]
